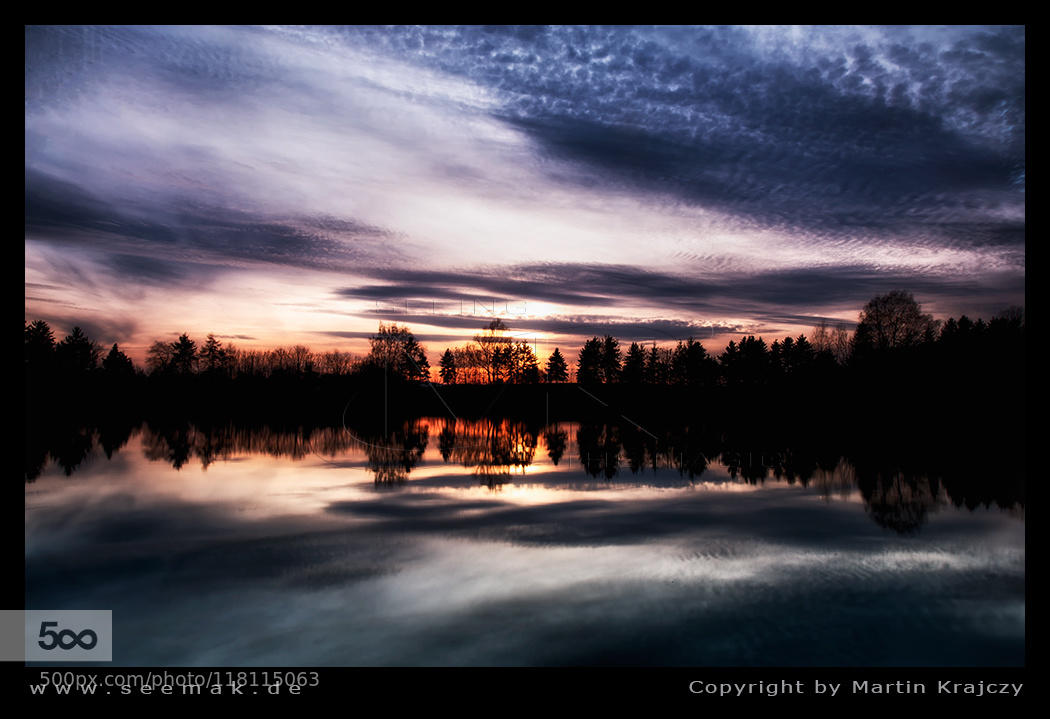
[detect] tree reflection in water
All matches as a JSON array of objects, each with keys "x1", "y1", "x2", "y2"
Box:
[
  {"x1": 431, "y1": 418, "x2": 537, "y2": 489},
  {"x1": 363, "y1": 423, "x2": 429, "y2": 487},
  {"x1": 25, "y1": 418, "x2": 1025, "y2": 534}
]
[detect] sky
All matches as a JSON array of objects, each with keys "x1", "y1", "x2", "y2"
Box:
[{"x1": 25, "y1": 25, "x2": 1025, "y2": 363}]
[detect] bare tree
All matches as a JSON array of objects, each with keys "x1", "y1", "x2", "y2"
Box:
[
  {"x1": 289, "y1": 345, "x2": 314, "y2": 374},
  {"x1": 853, "y1": 291, "x2": 938, "y2": 354},
  {"x1": 147, "y1": 340, "x2": 174, "y2": 375},
  {"x1": 811, "y1": 319, "x2": 831, "y2": 354},
  {"x1": 831, "y1": 325, "x2": 852, "y2": 364},
  {"x1": 472, "y1": 319, "x2": 512, "y2": 383},
  {"x1": 452, "y1": 345, "x2": 486, "y2": 383},
  {"x1": 319, "y1": 350, "x2": 357, "y2": 375}
]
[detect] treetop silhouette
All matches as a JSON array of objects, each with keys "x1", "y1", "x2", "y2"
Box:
[{"x1": 23, "y1": 292, "x2": 1025, "y2": 393}]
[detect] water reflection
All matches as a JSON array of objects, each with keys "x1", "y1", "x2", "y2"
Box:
[
  {"x1": 25, "y1": 418, "x2": 1025, "y2": 534},
  {"x1": 544, "y1": 426, "x2": 567, "y2": 466},
  {"x1": 24, "y1": 417, "x2": 1025, "y2": 666},
  {"x1": 429, "y1": 419, "x2": 537, "y2": 489},
  {"x1": 365, "y1": 425, "x2": 429, "y2": 487}
]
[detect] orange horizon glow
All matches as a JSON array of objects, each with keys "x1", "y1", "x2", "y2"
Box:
[{"x1": 22, "y1": 306, "x2": 860, "y2": 372}]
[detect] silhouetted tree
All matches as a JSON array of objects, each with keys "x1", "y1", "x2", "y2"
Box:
[
  {"x1": 670, "y1": 338, "x2": 714, "y2": 386},
  {"x1": 745, "y1": 336, "x2": 772, "y2": 384},
  {"x1": 770, "y1": 339, "x2": 785, "y2": 378},
  {"x1": 546, "y1": 347, "x2": 568, "y2": 383},
  {"x1": 439, "y1": 349, "x2": 457, "y2": 384},
  {"x1": 810, "y1": 319, "x2": 853, "y2": 365},
  {"x1": 288, "y1": 345, "x2": 314, "y2": 375},
  {"x1": 622, "y1": 342, "x2": 646, "y2": 384},
  {"x1": 811, "y1": 320, "x2": 830, "y2": 354},
  {"x1": 512, "y1": 342, "x2": 541, "y2": 383},
  {"x1": 200, "y1": 334, "x2": 227, "y2": 375},
  {"x1": 269, "y1": 347, "x2": 292, "y2": 375},
  {"x1": 600, "y1": 335, "x2": 622, "y2": 383},
  {"x1": 789, "y1": 335, "x2": 815, "y2": 372},
  {"x1": 577, "y1": 337, "x2": 604, "y2": 385},
  {"x1": 473, "y1": 319, "x2": 512, "y2": 383},
  {"x1": 56, "y1": 326, "x2": 101, "y2": 375},
  {"x1": 366, "y1": 323, "x2": 429, "y2": 382},
  {"x1": 102, "y1": 343, "x2": 135, "y2": 377},
  {"x1": 644, "y1": 345, "x2": 671, "y2": 385},
  {"x1": 719, "y1": 340, "x2": 739, "y2": 384},
  {"x1": 146, "y1": 340, "x2": 174, "y2": 375},
  {"x1": 452, "y1": 345, "x2": 486, "y2": 384},
  {"x1": 853, "y1": 290, "x2": 938, "y2": 355},
  {"x1": 317, "y1": 349, "x2": 358, "y2": 376},
  {"x1": 25, "y1": 319, "x2": 56, "y2": 369},
  {"x1": 831, "y1": 325, "x2": 851, "y2": 364},
  {"x1": 169, "y1": 333, "x2": 198, "y2": 375},
  {"x1": 721, "y1": 336, "x2": 776, "y2": 386},
  {"x1": 491, "y1": 345, "x2": 509, "y2": 383},
  {"x1": 992, "y1": 306, "x2": 1025, "y2": 329}
]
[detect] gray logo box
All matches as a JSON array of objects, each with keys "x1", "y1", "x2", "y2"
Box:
[{"x1": 25, "y1": 610, "x2": 112, "y2": 662}]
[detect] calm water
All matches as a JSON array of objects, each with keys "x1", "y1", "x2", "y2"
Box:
[{"x1": 25, "y1": 418, "x2": 1025, "y2": 666}]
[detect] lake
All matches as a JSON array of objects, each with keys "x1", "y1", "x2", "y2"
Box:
[{"x1": 25, "y1": 418, "x2": 1025, "y2": 666}]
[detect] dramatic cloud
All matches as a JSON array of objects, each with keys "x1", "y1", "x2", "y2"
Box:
[
  {"x1": 334, "y1": 261, "x2": 1004, "y2": 309},
  {"x1": 25, "y1": 26, "x2": 1024, "y2": 359},
  {"x1": 329, "y1": 25, "x2": 1024, "y2": 241}
]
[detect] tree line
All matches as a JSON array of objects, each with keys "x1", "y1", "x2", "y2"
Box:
[
  {"x1": 434, "y1": 290, "x2": 1024, "y2": 390},
  {"x1": 24, "y1": 324, "x2": 366, "y2": 381},
  {"x1": 24, "y1": 291, "x2": 1025, "y2": 391}
]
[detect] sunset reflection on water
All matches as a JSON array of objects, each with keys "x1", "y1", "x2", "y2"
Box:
[{"x1": 25, "y1": 418, "x2": 1024, "y2": 666}]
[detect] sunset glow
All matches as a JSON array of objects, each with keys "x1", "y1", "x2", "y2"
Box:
[{"x1": 26, "y1": 26, "x2": 1024, "y2": 363}]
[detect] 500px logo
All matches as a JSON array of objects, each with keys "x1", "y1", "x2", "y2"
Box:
[
  {"x1": 21, "y1": 610, "x2": 112, "y2": 661},
  {"x1": 37, "y1": 621, "x2": 98, "y2": 651}
]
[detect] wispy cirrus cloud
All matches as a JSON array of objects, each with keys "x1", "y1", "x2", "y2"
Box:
[
  {"x1": 333, "y1": 261, "x2": 1020, "y2": 317},
  {"x1": 25, "y1": 25, "x2": 1024, "y2": 357},
  {"x1": 327, "y1": 25, "x2": 1024, "y2": 247}
]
